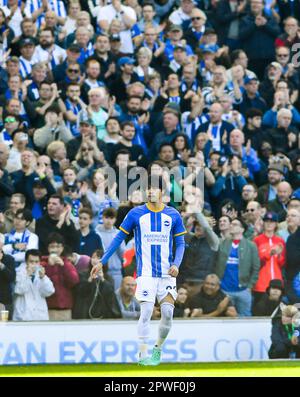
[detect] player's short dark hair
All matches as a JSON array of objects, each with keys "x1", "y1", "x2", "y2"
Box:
[{"x1": 147, "y1": 175, "x2": 165, "y2": 191}]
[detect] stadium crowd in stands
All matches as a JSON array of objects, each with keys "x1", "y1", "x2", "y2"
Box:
[{"x1": 1, "y1": 0, "x2": 300, "y2": 323}]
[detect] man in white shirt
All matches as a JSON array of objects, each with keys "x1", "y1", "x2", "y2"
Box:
[
  {"x1": 1, "y1": 0, "x2": 26, "y2": 36},
  {"x1": 97, "y1": 0, "x2": 136, "y2": 54},
  {"x1": 19, "y1": 37, "x2": 39, "y2": 79},
  {"x1": 34, "y1": 27, "x2": 66, "y2": 70}
]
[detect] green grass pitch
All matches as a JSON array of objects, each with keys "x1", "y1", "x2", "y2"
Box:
[{"x1": 0, "y1": 361, "x2": 299, "y2": 377}]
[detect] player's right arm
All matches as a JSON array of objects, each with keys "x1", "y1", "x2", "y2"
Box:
[{"x1": 90, "y1": 209, "x2": 136, "y2": 279}]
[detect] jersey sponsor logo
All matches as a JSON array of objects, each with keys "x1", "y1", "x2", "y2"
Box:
[
  {"x1": 164, "y1": 220, "x2": 170, "y2": 227},
  {"x1": 143, "y1": 233, "x2": 168, "y2": 243},
  {"x1": 142, "y1": 290, "x2": 148, "y2": 297}
]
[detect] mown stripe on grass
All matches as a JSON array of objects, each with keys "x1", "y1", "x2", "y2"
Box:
[{"x1": 0, "y1": 361, "x2": 299, "y2": 377}]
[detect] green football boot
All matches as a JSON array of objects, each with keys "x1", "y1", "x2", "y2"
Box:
[
  {"x1": 138, "y1": 357, "x2": 152, "y2": 366},
  {"x1": 147, "y1": 346, "x2": 162, "y2": 366}
]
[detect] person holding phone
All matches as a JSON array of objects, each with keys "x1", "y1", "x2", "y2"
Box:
[
  {"x1": 41, "y1": 234, "x2": 79, "y2": 321},
  {"x1": 13, "y1": 249, "x2": 54, "y2": 321}
]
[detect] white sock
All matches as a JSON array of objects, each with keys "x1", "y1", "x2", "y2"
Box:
[
  {"x1": 137, "y1": 302, "x2": 154, "y2": 358},
  {"x1": 155, "y1": 302, "x2": 174, "y2": 349}
]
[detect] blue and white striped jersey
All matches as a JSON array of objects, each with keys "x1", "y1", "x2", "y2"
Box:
[{"x1": 119, "y1": 204, "x2": 186, "y2": 278}]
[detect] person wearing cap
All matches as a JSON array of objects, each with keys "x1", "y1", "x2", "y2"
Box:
[
  {"x1": 235, "y1": 76, "x2": 267, "y2": 115},
  {"x1": 52, "y1": 43, "x2": 82, "y2": 82},
  {"x1": 18, "y1": 37, "x2": 38, "y2": 80},
  {"x1": 257, "y1": 163, "x2": 285, "y2": 206},
  {"x1": 3, "y1": 208, "x2": 38, "y2": 269},
  {"x1": 66, "y1": 110, "x2": 108, "y2": 163},
  {"x1": 252, "y1": 211, "x2": 286, "y2": 305},
  {"x1": 109, "y1": 32, "x2": 127, "y2": 59},
  {"x1": 169, "y1": 0, "x2": 195, "y2": 29},
  {"x1": 183, "y1": 8, "x2": 206, "y2": 48},
  {"x1": 164, "y1": 24, "x2": 194, "y2": 62},
  {"x1": 97, "y1": 0, "x2": 137, "y2": 54},
  {"x1": 110, "y1": 56, "x2": 139, "y2": 103},
  {"x1": 252, "y1": 279, "x2": 286, "y2": 316},
  {"x1": 167, "y1": 43, "x2": 187, "y2": 75},
  {"x1": 258, "y1": 62, "x2": 283, "y2": 108},
  {"x1": 267, "y1": 181, "x2": 293, "y2": 222}
]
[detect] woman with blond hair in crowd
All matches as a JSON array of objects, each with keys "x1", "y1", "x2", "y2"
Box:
[
  {"x1": 134, "y1": 47, "x2": 155, "y2": 82},
  {"x1": 46, "y1": 140, "x2": 69, "y2": 184}
]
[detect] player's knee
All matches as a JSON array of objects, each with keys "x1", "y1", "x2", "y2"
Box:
[
  {"x1": 140, "y1": 302, "x2": 154, "y2": 322},
  {"x1": 161, "y1": 302, "x2": 174, "y2": 322}
]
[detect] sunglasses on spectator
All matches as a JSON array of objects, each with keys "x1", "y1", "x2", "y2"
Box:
[
  {"x1": 68, "y1": 68, "x2": 80, "y2": 73},
  {"x1": 192, "y1": 17, "x2": 203, "y2": 20},
  {"x1": 277, "y1": 54, "x2": 289, "y2": 57},
  {"x1": 5, "y1": 117, "x2": 16, "y2": 123}
]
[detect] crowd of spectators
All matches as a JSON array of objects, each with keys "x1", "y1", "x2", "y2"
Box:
[{"x1": 1, "y1": 0, "x2": 300, "y2": 324}]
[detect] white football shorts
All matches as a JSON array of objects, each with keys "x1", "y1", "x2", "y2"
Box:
[{"x1": 135, "y1": 276, "x2": 177, "y2": 303}]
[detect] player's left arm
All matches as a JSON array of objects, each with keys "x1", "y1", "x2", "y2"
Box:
[
  {"x1": 169, "y1": 212, "x2": 187, "y2": 277},
  {"x1": 169, "y1": 234, "x2": 186, "y2": 277}
]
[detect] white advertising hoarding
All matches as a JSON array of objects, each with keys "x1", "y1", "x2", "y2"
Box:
[{"x1": 0, "y1": 318, "x2": 272, "y2": 365}]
